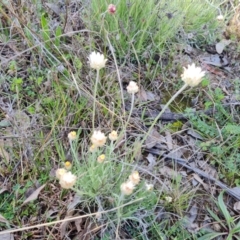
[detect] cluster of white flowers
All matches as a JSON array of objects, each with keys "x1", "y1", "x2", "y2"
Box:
[
  {"x1": 90, "y1": 130, "x2": 118, "y2": 151},
  {"x1": 57, "y1": 48, "x2": 206, "y2": 198},
  {"x1": 120, "y1": 171, "x2": 140, "y2": 195}
]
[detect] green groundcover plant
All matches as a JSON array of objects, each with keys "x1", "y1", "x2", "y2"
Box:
[
  {"x1": 87, "y1": 0, "x2": 219, "y2": 58},
  {"x1": 51, "y1": 51, "x2": 206, "y2": 238}
]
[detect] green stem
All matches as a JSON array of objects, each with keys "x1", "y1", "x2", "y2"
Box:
[
  {"x1": 92, "y1": 69, "x2": 100, "y2": 130},
  {"x1": 125, "y1": 93, "x2": 135, "y2": 129},
  {"x1": 116, "y1": 193, "x2": 124, "y2": 238},
  {"x1": 105, "y1": 34, "x2": 125, "y2": 117},
  {"x1": 70, "y1": 141, "x2": 80, "y2": 168},
  {"x1": 142, "y1": 83, "x2": 188, "y2": 143}
]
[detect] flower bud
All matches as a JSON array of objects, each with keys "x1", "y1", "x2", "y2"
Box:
[
  {"x1": 145, "y1": 183, "x2": 154, "y2": 191},
  {"x1": 56, "y1": 168, "x2": 67, "y2": 180},
  {"x1": 68, "y1": 131, "x2": 77, "y2": 141},
  {"x1": 108, "y1": 4, "x2": 116, "y2": 14},
  {"x1": 64, "y1": 161, "x2": 72, "y2": 170},
  {"x1": 165, "y1": 196, "x2": 173, "y2": 203},
  {"x1": 109, "y1": 130, "x2": 118, "y2": 141},
  {"x1": 97, "y1": 154, "x2": 106, "y2": 163},
  {"x1": 89, "y1": 144, "x2": 97, "y2": 152},
  {"x1": 217, "y1": 15, "x2": 224, "y2": 21}
]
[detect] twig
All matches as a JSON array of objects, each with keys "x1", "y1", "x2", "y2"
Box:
[
  {"x1": 146, "y1": 148, "x2": 240, "y2": 200},
  {"x1": 0, "y1": 197, "x2": 144, "y2": 235},
  {"x1": 132, "y1": 102, "x2": 240, "y2": 121}
]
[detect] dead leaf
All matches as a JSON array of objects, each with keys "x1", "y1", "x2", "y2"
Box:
[
  {"x1": 192, "y1": 173, "x2": 209, "y2": 191},
  {"x1": 60, "y1": 194, "x2": 83, "y2": 237},
  {"x1": 12, "y1": 110, "x2": 30, "y2": 131},
  {"x1": 145, "y1": 128, "x2": 163, "y2": 149},
  {"x1": 138, "y1": 89, "x2": 159, "y2": 101},
  {"x1": 49, "y1": 168, "x2": 56, "y2": 178},
  {"x1": 146, "y1": 91, "x2": 158, "y2": 101},
  {"x1": 202, "y1": 62, "x2": 227, "y2": 78},
  {"x1": 188, "y1": 204, "x2": 198, "y2": 223},
  {"x1": 60, "y1": 212, "x2": 74, "y2": 238},
  {"x1": 65, "y1": 22, "x2": 74, "y2": 36},
  {"x1": 201, "y1": 55, "x2": 228, "y2": 67},
  {"x1": 139, "y1": 86, "x2": 148, "y2": 101},
  {"x1": 166, "y1": 148, "x2": 184, "y2": 159},
  {"x1": 0, "y1": 233, "x2": 14, "y2": 240},
  {"x1": 46, "y1": 209, "x2": 59, "y2": 219},
  {"x1": 45, "y1": 3, "x2": 62, "y2": 15},
  {"x1": 23, "y1": 184, "x2": 46, "y2": 205},
  {"x1": 68, "y1": 193, "x2": 82, "y2": 211},
  {"x1": 0, "y1": 187, "x2": 8, "y2": 194},
  {"x1": 212, "y1": 222, "x2": 222, "y2": 232},
  {"x1": 133, "y1": 141, "x2": 142, "y2": 161},
  {"x1": 215, "y1": 42, "x2": 224, "y2": 54},
  {"x1": 230, "y1": 187, "x2": 240, "y2": 199},
  {"x1": 187, "y1": 129, "x2": 203, "y2": 140},
  {"x1": 146, "y1": 153, "x2": 157, "y2": 170},
  {"x1": 75, "y1": 218, "x2": 83, "y2": 232},
  {"x1": 159, "y1": 166, "x2": 178, "y2": 178},
  {"x1": 234, "y1": 201, "x2": 240, "y2": 211},
  {"x1": 0, "y1": 119, "x2": 11, "y2": 127},
  {"x1": 0, "y1": 214, "x2": 9, "y2": 225},
  {"x1": 198, "y1": 160, "x2": 219, "y2": 179},
  {"x1": 165, "y1": 131, "x2": 173, "y2": 150},
  {"x1": 183, "y1": 204, "x2": 199, "y2": 233},
  {"x1": 77, "y1": 218, "x2": 100, "y2": 240},
  {"x1": 0, "y1": 139, "x2": 10, "y2": 163},
  {"x1": 215, "y1": 39, "x2": 231, "y2": 54}
]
